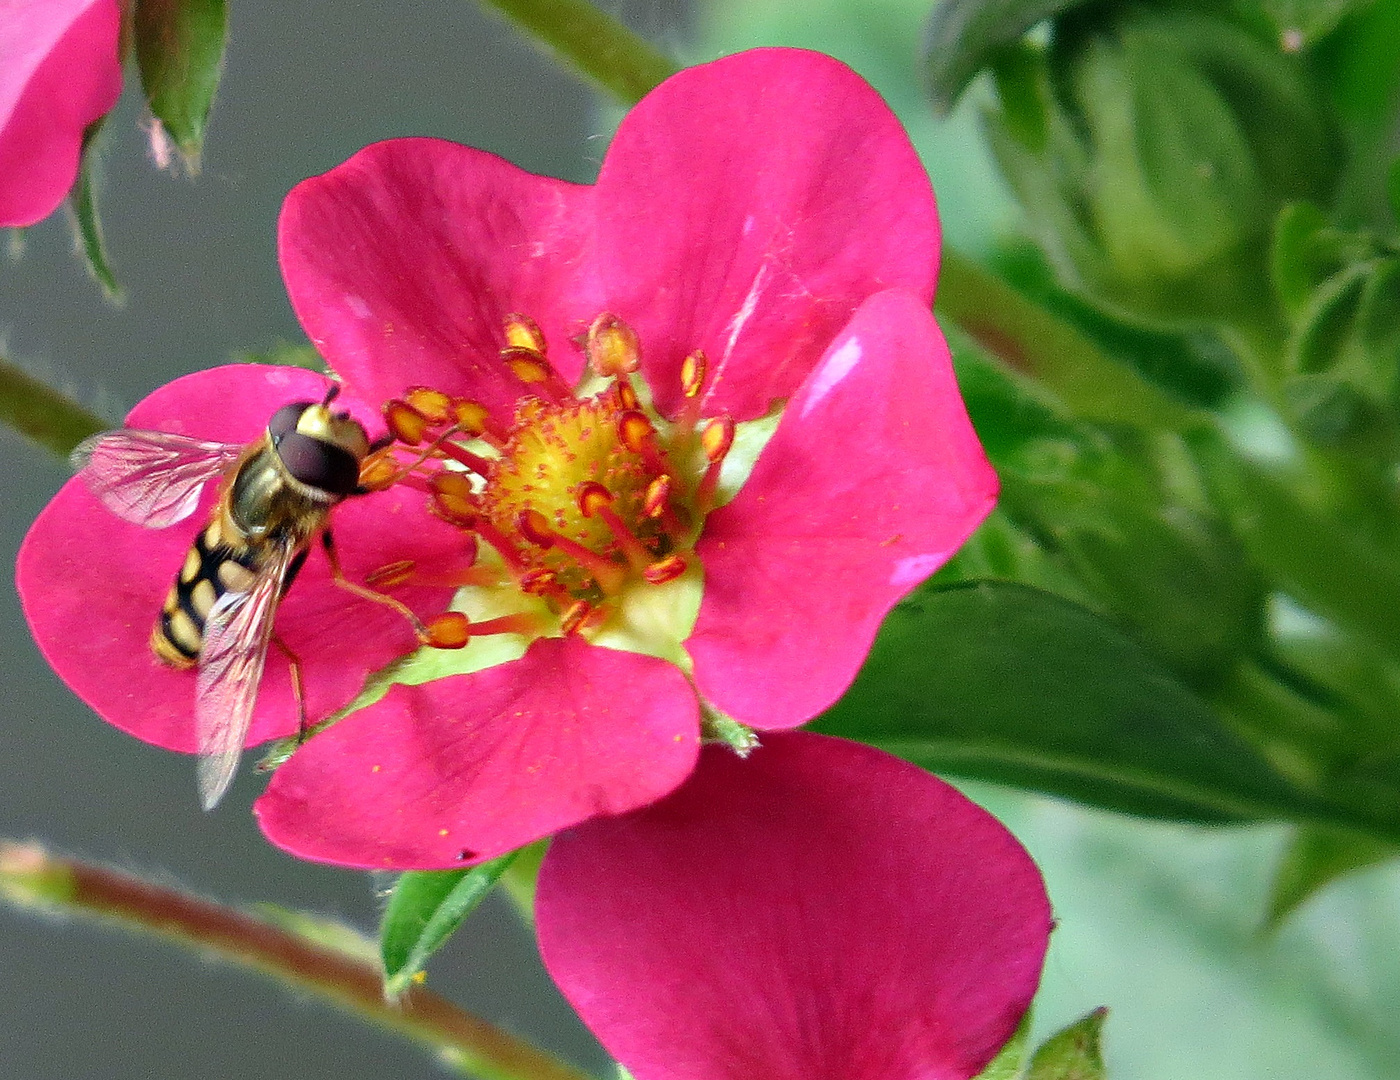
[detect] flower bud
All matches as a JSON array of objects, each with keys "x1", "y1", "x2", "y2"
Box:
[{"x1": 986, "y1": 5, "x2": 1339, "y2": 327}]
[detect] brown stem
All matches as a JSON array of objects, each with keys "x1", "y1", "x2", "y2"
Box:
[{"x1": 0, "y1": 841, "x2": 595, "y2": 1080}]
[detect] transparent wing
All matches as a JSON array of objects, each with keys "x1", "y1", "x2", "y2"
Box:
[
  {"x1": 72, "y1": 430, "x2": 246, "y2": 528},
  {"x1": 195, "y1": 540, "x2": 297, "y2": 810}
]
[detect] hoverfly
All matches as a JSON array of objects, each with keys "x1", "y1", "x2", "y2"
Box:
[{"x1": 74, "y1": 387, "x2": 374, "y2": 810}]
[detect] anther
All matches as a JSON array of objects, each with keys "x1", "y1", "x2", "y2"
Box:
[
  {"x1": 504, "y1": 312, "x2": 547, "y2": 354},
  {"x1": 560, "y1": 600, "x2": 592, "y2": 635},
  {"x1": 697, "y1": 415, "x2": 736, "y2": 512},
  {"x1": 404, "y1": 386, "x2": 454, "y2": 426},
  {"x1": 425, "y1": 612, "x2": 472, "y2": 649},
  {"x1": 613, "y1": 381, "x2": 639, "y2": 410},
  {"x1": 643, "y1": 475, "x2": 672, "y2": 518},
  {"x1": 452, "y1": 398, "x2": 492, "y2": 437},
  {"x1": 516, "y1": 509, "x2": 627, "y2": 592},
  {"x1": 502, "y1": 345, "x2": 572, "y2": 401},
  {"x1": 430, "y1": 471, "x2": 478, "y2": 526},
  {"x1": 616, "y1": 409, "x2": 672, "y2": 477},
  {"x1": 365, "y1": 560, "x2": 417, "y2": 589},
  {"x1": 643, "y1": 554, "x2": 688, "y2": 585},
  {"x1": 577, "y1": 482, "x2": 652, "y2": 572},
  {"x1": 358, "y1": 449, "x2": 402, "y2": 491},
  {"x1": 516, "y1": 509, "x2": 556, "y2": 548},
  {"x1": 681, "y1": 350, "x2": 707, "y2": 398},
  {"x1": 384, "y1": 399, "x2": 432, "y2": 445},
  {"x1": 586, "y1": 313, "x2": 640, "y2": 377}
]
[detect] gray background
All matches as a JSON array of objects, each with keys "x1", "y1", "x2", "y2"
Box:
[{"x1": 1, "y1": 2, "x2": 687, "y2": 1076}]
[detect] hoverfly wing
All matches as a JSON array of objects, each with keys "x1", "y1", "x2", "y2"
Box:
[
  {"x1": 73, "y1": 430, "x2": 246, "y2": 528},
  {"x1": 194, "y1": 540, "x2": 296, "y2": 810}
]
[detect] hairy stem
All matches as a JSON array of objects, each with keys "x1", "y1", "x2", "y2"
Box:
[{"x1": 0, "y1": 841, "x2": 596, "y2": 1080}]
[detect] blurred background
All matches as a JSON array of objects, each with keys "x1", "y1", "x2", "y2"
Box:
[{"x1": 3, "y1": 1, "x2": 1399, "y2": 1077}]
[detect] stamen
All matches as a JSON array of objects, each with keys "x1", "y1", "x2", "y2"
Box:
[
  {"x1": 643, "y1": 554, "x2": 688, "y2": 585},
  {"x1": 365, "y1": 560, "x2": 417, "y2": 589},
  {"x1": 502, "y1": 345, "x2": 572, "y2": 401},
  {"x1": 358, "y1": 449, "x2": 403, "y2": 491},
  {"x1": 504, "y1": 312, "x2": 547, "y2": 353},
  {"x1": 404, "y1": 386, "x2": 454, "y2": 426},
  {"x1": 586, "y1": 313, "x2": 640, "y2": 377},
  {"x1": 470, "y1": 516, "x2": 531, "y2": 576},
  {"x1": 643, "y1": 474, "x2": 685, "y2": 536},
  {"x1": 516, "y1": 510, "x2": 627, "y2": 593},
  {"x1": 696, "y1": 415, "x2": 736, "y2": 512},
  {"x1": 425, "y1": 612, "x2": 471, "y2": 649},
  {"x1": 578, "y1": 482, "x2": 652, "y2": 572},
  {"x1": 616, "y1": 409, "x2": 672, "y2": 478},
  {"x1": 433, "y1": 440, "x2": 495, "y2": 476},
  {"x1": 430, "y1": 471, "x2": 478, "y2": 526},
  {"x1": 384, "y1": 399, "x2": 433, "y2": 445},
  {"x1": 678, "y1": 349, "x2": 708, "y2": 429}
]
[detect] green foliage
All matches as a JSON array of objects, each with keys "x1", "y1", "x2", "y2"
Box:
[
  {"x1": 811, "y1": 580, "x2": 1312, "y2": 825},
  {"x1": 69, "y1": 129, "x2": 122, "y2": 302},
  {"x1": 1264, "y1": 826, "x2": 1397, "y2": 929},
  {"x1": 1026, "y1": 1009, "x2": 1108, "y2": 1080},
  {"x1": 378, "y1": 854, "x2": 517, "y2": 997},
  {"x1": 973, "y1": 1014, "x2": 1034, "y2": 1079},
  {"x1": 133, "y1": 0, "x2": 229, "y2": 172}
]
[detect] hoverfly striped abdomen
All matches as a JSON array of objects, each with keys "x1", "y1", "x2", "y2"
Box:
[{"x1": 152, "y1": 515, "x2": 265, "y2": 668}]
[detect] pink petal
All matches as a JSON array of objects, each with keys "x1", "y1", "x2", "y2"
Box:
[
  {"x1": 687, "y1": 290, "x2": 997, "y2": 730},
  {"x1": 278, "y1": 138, "x2": 598, "y2": 418},
  {"x1": 17, "y1": 365, "x2": 467, "y2": 753},
  {"x1": 254, "y1": 637, "x2": 701, "y2": 869},
  {"x1": 538, "y1": 732, "x2": 1051, "y2": 1080},
  {"x1": 0, "y1": 0, "x2": 122, "y2": 227},
  {"x1": 594, "y1": 48, "x2": 940, "y2": 421}
]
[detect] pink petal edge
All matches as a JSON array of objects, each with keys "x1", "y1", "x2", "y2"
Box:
[
  {"x1": 0, "y1": 0, "x2": 122, "y2": 227},
  {"x1": 254, "y1": 637, "x2": 701, "y2": 869},
  {"x1": 595, "y1": 48, "x2": 940, "y2": 421},
  {"x1": 538, "y1": 731, "x2": 1052, "y2": 1080},
  {"x1": 17, "y1": 365, "x2": 468, "y2": 753},
  {"x1": 687, "y1": 289, "x2": 997, "y2": 730},
  {"x1": 278, "y1": 138, "x2": 598, "y2": 419}
]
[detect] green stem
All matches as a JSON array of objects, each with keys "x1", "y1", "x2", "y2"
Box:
[
  {"x1": 936, "y1": 251, "x2": 1204, "y2": 433},
  {"x1": 0, "y1": 841, "x2": 596, "y2": 1080},
  {"x1": 0, "y1": 357, "x2": 107, "y2": 457},
  {"x1": 475, "y1": 0, "x2": 677, "y2": 103}
]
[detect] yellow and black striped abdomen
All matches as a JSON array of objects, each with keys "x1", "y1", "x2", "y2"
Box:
[{"x1": 151, "y1": 515, "x2": 262, "y2": 669}]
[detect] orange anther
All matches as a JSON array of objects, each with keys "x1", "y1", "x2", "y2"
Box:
[
  {"x1": 430, "y1": 470, "x2": 477, "y2": 525},
  {"x1": 504, "y1": 312, "x2": 546, "y2": 353},
  {"x1": 586, "y1": 313, "x2": 640, "y2": 377},
  {"x1": 643, "y1": 554, "x2": 687, "y2": 585},
  {"x1": 560, "y1": 600, "x2": 593, "y2": 635},
  {"x1": 616, "y1": 410, "x2": 655, "y2": 454},
  {"x1": 643, "y1": 475, "x2": 672, "y2": 518},
  {"x1": 384, "y1": 399, "x2": 432, "y2": 445},
  {"x1": 701, "y1": 415, "x2": 736, "y2": 463},
  {"x1": 680, "y1": 350, "x2": 707, "y2": 398},
  {"x1": 517, "y1": 509, "x2": 555, "y2": 547},
  {"x1": 358, "y1": 450, "x2": 400, "y2": 491},
  {"x1": 576, "y1": 481, "x2": 614, "y2": 518},
  {"x1": 404, "y1": 386, "x2": 454, "y2": 426},
  {"x1": 425, "y1": 612, "x2": 471, "y2": 649},
  {"x1": 614, "y1": 381, "x2": 639, "y2": 410},
  {"x1": 519, "y1": 567, "x2": 559, "y2": 595},
  {"x1": 365, "y1": 560, "x2": 416, "y2": 589},
  {"x1": 502, "y1": 345, "x2": 552, "y2": 384},
  {"x1": 452, "y1": 398, "x2": 490, "y2": 436}
]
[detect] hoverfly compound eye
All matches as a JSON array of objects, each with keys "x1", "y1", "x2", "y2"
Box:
[
  {"x1": 267, "y1": 402, "x2": 313, "y2": 443},
  {"x1": 275, "y1": 433, "x2": 363, "y2": 496}
]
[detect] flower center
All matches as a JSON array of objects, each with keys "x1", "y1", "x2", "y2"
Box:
[{"x1": 362, "y1": 313, "x2": 737, "y2": 655}]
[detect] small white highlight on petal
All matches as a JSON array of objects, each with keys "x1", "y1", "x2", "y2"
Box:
[
  {"x1": 345, "y1": 295, "x2": 372, "y2": 319},
  {"x1": 890, "y1": 552, "x2": 946, "y2": 588},
  {"x1": 801, "y1": 338, "x2": 862, "y2": 419}
]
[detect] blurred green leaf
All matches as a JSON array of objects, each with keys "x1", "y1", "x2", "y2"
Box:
[
  {"x1": 134, "y1": 0, "x2": 229, "y2": 171},
  {"x1": 1026, "y1": 1008, "x2": 1108, "y2": 1080},
  {"x1": 233, "y1": 341, "x2": 328, "y2": 371},
  {"x1": 1256, "y1": 0, "x2": 1367, "y2": 48},
  {"x1": 379, "y1": 854, "x2": 516, "y2": 997},
  {"x1": 1313, "y1": 0, "x2": 1400, "y2": 123},
  {"x1": 923, "y1": 0, "x2": 1085, "y2": 114},
  {"x1": 812, "y1": 580, "x2": 1314, "y2": 825},
  {"x1": 1265, "y1": 826, "x2": 1397, "y2": 929},
  {"x1": 69, "y1": 135, "x2": 122, "y2": 302},
  {"x1": 974, "y1": 1013, "x2": 1033, "y2": 1080}
]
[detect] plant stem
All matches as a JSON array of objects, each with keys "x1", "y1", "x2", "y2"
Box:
[
  {"x1": 937, "y1": 251, "x2": 1204, "y2": 433},
  {"x1": 475, "y1": 0, "x2": 676, "y2": 103},
  {"x1": 0, "y1": 357, "x2": 107, "y2": 457},
  {"x1": 0, "y1": 841, "x2": 596, "y2": 1080}
]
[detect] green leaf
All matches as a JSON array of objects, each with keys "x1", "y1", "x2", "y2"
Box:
[
  {"x1": 379, "y1": 854, "x2": 516, "y2": 997},
  {"x1": 923, "y1": 0, "x2": 1087, "y2": 114},
  {"x1": 811, "y1": 580, "x2": 1312, "y2": 825},
  {"x1": 1026, "y1": 1008, "x2": 1108, "y2": 1080},
  {"x1": 68, "y1": 135, "x2": 122, "y2": 302},
  {"x1": 133, "y1": 0, "x2": 229, "y2": 171},
  {"x1": 974, "y1": 1012, "x2": 1033, "y2": 1080},
  {"x1": 1257, "y1": 0, "x2": 1366, "y2": 48},
  {"x1": 1264, "y1": 826, "x2": 1397, "y2": 930}
]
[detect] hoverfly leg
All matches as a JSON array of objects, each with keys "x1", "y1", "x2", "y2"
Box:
[
  {"x1": 321, "y1": 530, "x2": 433, "y2": 643},
  {"x1": 271, "y1": 633, "x2": 309, "y2": 743}
]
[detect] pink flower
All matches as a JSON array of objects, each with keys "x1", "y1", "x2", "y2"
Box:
[
  {"x1": 0, "y1": 0, "x2": 123, "y2": 227},
  {"x1": 17, "y1": 364, "x2": 474, "y2": 766},
  {"x1": 248, "y1": 48, "x2": 997, "y2": 868},
  {"x1": 538, "y1": 731, "x2": 1052, "y2": 1080}
]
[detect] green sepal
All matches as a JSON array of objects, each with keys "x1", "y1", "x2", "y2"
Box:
[
  {"x1": 810, "y1": 580, "x2": 1309, "y2": 825},
  {"x1": 233, "y1": 341, "x2": 329, "y2": 372},
  {"x1": 69, "y1": 144, "x2": 122, "y2": 302},
  {"x1": 1025, "y1": 1008, "x2": 1108, "y2": 1080},
  {"x1": 379, "y1": 853, "x2": 518, "y2": 998},
  {"x1": 133, "y1": 0, "x2": 229, "y2": 172},
  {"x1": 973, "y1": 1012, "x2": 1033, "y2": 1080},
  {"x1": 1263, "y1": 826, "x2": 1397, "y2": 930},
  {"x1": 922, "y1": 0, "x2": 1087, "y2": 114}
]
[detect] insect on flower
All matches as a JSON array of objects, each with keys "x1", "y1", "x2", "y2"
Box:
[{"x1": 72, "y1": 384, "x2": 466, "y2": 809}]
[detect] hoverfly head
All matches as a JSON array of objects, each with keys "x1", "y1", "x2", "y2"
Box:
[{"x1": 267, "y1": 399, "x2": 370, "y2": 497}]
